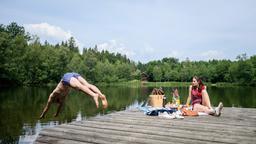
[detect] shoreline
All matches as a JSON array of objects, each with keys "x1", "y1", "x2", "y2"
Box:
[{"x1": 0, "y1": 80, "x2": 251, "y2": 88}]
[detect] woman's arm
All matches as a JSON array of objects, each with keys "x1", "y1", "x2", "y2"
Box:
[{"x1": 186, "y1": 85, "x2": 192, "y2": 106}]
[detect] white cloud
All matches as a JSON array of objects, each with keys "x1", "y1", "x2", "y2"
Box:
[
  {"x1": 168, "y1": 50, "x2": 179, "y2": 58},
  {"x1": 97, "y1": 40, "x2": 135, "y2": 57},
  {"x1": 24, "y1": 22, "x2": 72, "y2": 40},
  {"x1": 24, "y1": 22, "x2": 84, "y2": 51},
  {"x1": 143, "y1": 44, "x2": 155, "y2": 54},
  {"x1": 201, "y1": 50, "x2": 224, "y2": 60}
]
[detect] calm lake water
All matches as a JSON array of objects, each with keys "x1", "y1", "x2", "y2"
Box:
[{"x1": 0, "y1": 85, "x2": 255, "y2": 143}]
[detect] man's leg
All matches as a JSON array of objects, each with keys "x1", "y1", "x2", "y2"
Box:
[
  {"x1": 69, "y1": 77, "x2": 99, "y2": 108},
  {"x1": 77, "y1": 76, "x2": 103, "y2": 94},
  {"x1": 77, "y1": 76, "x2": 108, "y2": 109}
]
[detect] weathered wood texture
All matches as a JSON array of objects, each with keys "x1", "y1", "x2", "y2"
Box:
[{"x1": 35, "y1": 107, "x2": 256, "y2": 144}]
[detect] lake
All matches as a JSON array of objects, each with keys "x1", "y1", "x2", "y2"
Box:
[{"x1": 0, "y1": 85, "x2": 255, "y2": 143}]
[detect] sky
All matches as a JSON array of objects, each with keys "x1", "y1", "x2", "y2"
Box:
[{"x1": 1, "y1": 0, "x2": 256, "y2": 63}]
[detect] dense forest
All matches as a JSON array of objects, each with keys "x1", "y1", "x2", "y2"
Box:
[{"x1": 1, "y1": 22, "x2": 256, "y2": 86}]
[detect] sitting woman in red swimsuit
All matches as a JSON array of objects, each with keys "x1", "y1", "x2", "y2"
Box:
[
  {"x1": 185, "y1": 76, "x2": 223, "y2": 116},
  {"x1": 40, "y1": 72, "x2": 108, "y2": 119}
]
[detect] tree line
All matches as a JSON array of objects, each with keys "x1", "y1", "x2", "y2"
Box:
[
  {"x1": 0, "y1": 22, "x2": 255, "y2": 86},
  {"x1": 138, "y1": 55, "x2": 256, "y2": 86}
]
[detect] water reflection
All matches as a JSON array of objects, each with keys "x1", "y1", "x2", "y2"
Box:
[
  {"x1": 0, "y1": 85, "x2": 255, "y2": 143},
  {"x1": 19, "y1": 120, "x2": 59, "y2": 143},
  {"x1": 18, "y1": 112, "x2": 85, "y2": 143}
]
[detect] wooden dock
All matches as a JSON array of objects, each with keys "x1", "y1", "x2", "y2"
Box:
[{"x1": 35, "y1": 107, "x2": 256, "y2": 144}]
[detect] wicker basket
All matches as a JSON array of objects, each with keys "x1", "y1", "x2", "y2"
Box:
[{"x1": 148, "y1": 95, "x2": 164, "y2": 107}]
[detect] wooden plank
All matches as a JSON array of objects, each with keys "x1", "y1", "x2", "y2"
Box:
[
  {"x1": 34, "y1": 141, "x2": 49, "y2": 144},
  {"x1": 89, "y1": 115, "x2": 256, "y2": 135},
  {"x1": 39, "y1": 127, "x2": 175, "y2": 144},
  {"x1": 75, "y1": 118, "x2": 255, "y2": 137},
  {"x1": 36, "y1": 135, "x2": 90, "y2": 144},
  {"x1": 38, "y1": 129, "x2": 119, "y2": 144},
  {"x1": 70, "y1": 120, "x2": 254, "y2": 144},
  {"x1": 59, "y1": 124, "x2": 207, "y2": 144},
  {"x1": 69, "y1": 121, "x2": 256, "y2": 142}
]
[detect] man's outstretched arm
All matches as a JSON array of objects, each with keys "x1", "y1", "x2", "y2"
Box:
[
  {"x1": 54, "y1": 92, "x2": 68, "y2": 117},
  {"x1": 54, "y1": 103, "x2": 63, "y2": 117},
  {"x1": 40, "y1": 93, "x2": 54, "y2": 119}
]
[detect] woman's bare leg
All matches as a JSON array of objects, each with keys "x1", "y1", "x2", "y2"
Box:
[
  {"x1": 77, "y1": 76, "x2": 108, "y2": 109},
  {"x1": 202, "y1": 91, "x2": 213, "y2": 109},
  {"x1": 193, "y1": 104, "x2": 215, "y2": 114},
  {"x1": 69, "y1": 77, "x2": 99, "y2": 108}
]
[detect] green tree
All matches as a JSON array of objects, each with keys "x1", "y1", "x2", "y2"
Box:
[
  {"x1": 67, "y1": 37, "x2": 79, "y2": 53},
  {"x1": 152, "y1": 66, "x2": 162, "y2": 81},
  {"x1": 67, "y1": 53, "x2": 86, "y2": 75},
  {"x1": 229, "y1": 60, "x2": 253, "y2": 85},
  {"x1": 115, "y1": 61, "x2": 132, "y2": 81},
  {"x1": 0, "y1": 23, "x2": 28, "y2": 84},
  {"x1": 94, "y1": 60, "x2": 118, "y2": 83}
]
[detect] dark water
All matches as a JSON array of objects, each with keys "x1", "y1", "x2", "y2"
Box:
[{"x1": 0, "y1": 86, "x2": 255, "y2": 143}]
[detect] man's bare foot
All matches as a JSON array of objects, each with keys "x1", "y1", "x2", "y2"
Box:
[
  {"x1": 100, "y1": 94, "x2": 108, "y2": 109},
  {"x1": 92, "y1": 94, "x2": 99, "y2": 108}
]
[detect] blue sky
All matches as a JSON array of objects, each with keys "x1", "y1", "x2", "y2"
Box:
[{"x1": 1, "y1": 0, "x2": 255, "y2": 63}]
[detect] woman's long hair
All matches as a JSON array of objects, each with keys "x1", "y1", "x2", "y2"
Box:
[{"x1": 193, "y1": 76, "x2": 204, "y2": 93}]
